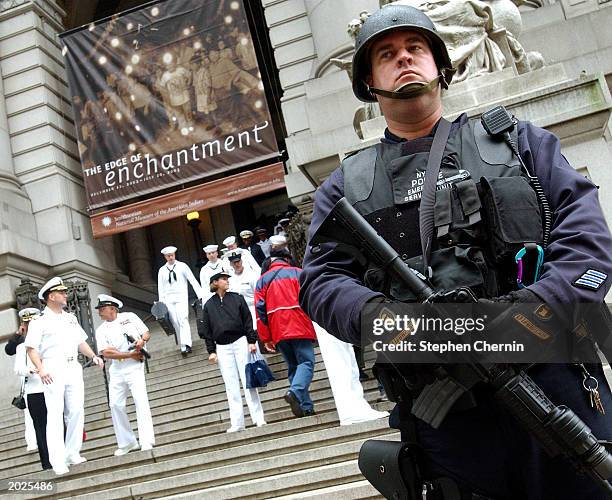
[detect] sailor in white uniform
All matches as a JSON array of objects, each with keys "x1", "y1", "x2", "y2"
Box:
[
  {"x1": 199, "y1": 244, "x2": 226, "y2": 304},
  {"x1": 222, "y1": 236, "x2": 260, "y2": 276},
  {"x1": 94, "y1": 294, "x2": 155, "y2": 456},
  {"x1": 157, "y1": 246, "x2": 204, "y2": 355},
  {"x1": 25, "y1": 277, "x2": 104, "y2": 476}
]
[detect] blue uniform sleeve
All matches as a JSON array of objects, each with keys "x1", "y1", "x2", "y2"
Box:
[
  {"x1": 518, "y1": 122, "x2": 612, "y2": 304},
  {"x1": 299, "y1": 167, "x2": 384, "y2": 344}
]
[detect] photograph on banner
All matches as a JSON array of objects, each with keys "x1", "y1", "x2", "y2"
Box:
[{"x1": 61, "y1": 0, "x2": 277, "y2": 210}]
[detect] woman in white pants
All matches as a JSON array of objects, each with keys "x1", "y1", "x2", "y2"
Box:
[
  {"x1": 200, "y1": 272, "x2": 266, "y2": 432},
  {"x1": 14, "y1": 308, "x2": 52, "y2": 470}
]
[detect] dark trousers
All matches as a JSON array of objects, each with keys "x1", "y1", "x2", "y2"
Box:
[
  {"x1": 277, "y1": 339, "x2": 315, "y2": 412},
  {"x1": 396, "y1": 364, "x2": 612, "y2": 499},
  {"x1": 26, "y1": 393, "x2": 51, "y2": 470}
]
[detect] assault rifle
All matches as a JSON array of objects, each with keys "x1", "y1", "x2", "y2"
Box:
[{"x1": 310, "y1": 197, "x2": 612, "y2": 499}]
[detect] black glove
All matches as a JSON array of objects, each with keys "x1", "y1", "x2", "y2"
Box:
[{"x1": 478, "y1": 289, "x2": 568, "y2": 363}]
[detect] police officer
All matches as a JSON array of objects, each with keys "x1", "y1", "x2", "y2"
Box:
[
  {"x1": 25, "y1": 277, "x2": 104, "y2": 475},
  {"x1": 158, "y1": 246, "x2": 204, "y2": 356},
  {"x1": 95, "y1": 294, "x2": 155, "y2": 456},
  {"x1": 299, "y1": 4, "x2": 612, "y2": 498}
]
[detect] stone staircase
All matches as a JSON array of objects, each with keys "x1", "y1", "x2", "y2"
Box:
[{"x1": 0, "y1": 318, "x2": 395, "y2": 499}]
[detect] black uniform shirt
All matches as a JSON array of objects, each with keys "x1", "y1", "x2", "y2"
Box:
[{"x1": 200, "y1": 291, "x2": 258, "y2": 353}]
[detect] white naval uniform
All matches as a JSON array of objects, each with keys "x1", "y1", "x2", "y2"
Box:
[
  {"x1": 24, "y1": 308, "x2": 87, "y2": 472},
  {"x1": 222, "y1": 248, "x2": 260, "y2": 277},
  {"x1": 157, "y1": 260, "x2": 203, "y2": 349},
  {"x1": 199, "y1": 259, "x2": 225, "y2": 304},
  {"x1": 95, "y1": 312, "x2": 155, "y2": 449},
  {"x1": 14, "y1": 344, "x2": 42, "y2": 450},
  {"x1": 313, "y1": 323, "x2": 389, "y2": 425},
  {"x1": 229, "y1": 268, "x2": 259, "y2": 329}
]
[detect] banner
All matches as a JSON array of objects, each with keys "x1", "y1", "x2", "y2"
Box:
[
  {"x1": 90, "y1": 162, "x2": 285, "y2": 238},
  {"x1": 61, "y1": 0, "x2": 278, "y2": 210}
]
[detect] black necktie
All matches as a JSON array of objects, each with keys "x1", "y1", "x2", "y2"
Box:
[{"x1": 167, "y1": 265, "x2": 176, "y2": 284}]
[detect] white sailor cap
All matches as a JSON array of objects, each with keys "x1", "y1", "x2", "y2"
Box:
[
  {"x1": 239, "y1": 230, "x2": 254, "y2": 238},
  {"x1": 160, "y1": 246, "x2": 177, "y2": 255},
  {"x1": 270, "y1": 235, "x2": 287, "y2": 246},
  {"x1": 95, "y1": 294, "x2": 123, "y2": 309},
  {"x1": 279, "y1": 218, "x2": 290, "y2": 225},
  {"x1": 222, "y1": 236, "x2": 236, "y2": 247},
  {"x1": 19, "y1": 307, "x2": 41, "y2": 322},
  {"x1": 203, "y1": 244, "x2": 218, "y2": 253},
  {"x1": 38, "y1": 277, "x2": 68, "y2": 300}
]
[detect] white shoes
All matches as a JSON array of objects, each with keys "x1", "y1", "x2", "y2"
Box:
[
  {"x1": 65, "y1": 455, "x2": 87, "y2": 465},
  {"x1": 114, "y1": 442, "x2": 140, "y2": 456},
  {"x1": 54, "y1": 466, "x2": 69, "y2": 476},
  {"x1": 226, "y1": 426, "x2": 245, "y2": 433},
  {"x1": 340, "y1": 410, "x2": 390, "y2": 426},
  {"x1": 26, "y1": 446, "x2": 38, "y2": 452},
  {"x1": 255, "y1": 421, "x2": 267, "y2": 427},
  {"x1": 140, "y1": 444, "x2": 153, "y2": 451}
]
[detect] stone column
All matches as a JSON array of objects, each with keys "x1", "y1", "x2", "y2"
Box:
[{"x1": 124, "y1": 228, "x2": 154, "y2": 285}]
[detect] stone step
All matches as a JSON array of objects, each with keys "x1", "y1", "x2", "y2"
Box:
[
  {"x1": 0, "y1": 388, "x2": 390, "y2": 475},
  {"x1": 0, "y1": 351, "x2": 377, "y2": 436},
  {"x1": 0, "y1": 355, "x2": 364, "y2": 443},
  {"x1": 27, "y1": 419, "x2": 396, "y2": 499},
  {"x1": 270, "y1": 480, "x2": 382, "y2": 499},
  {"x1": 82, "y1": 435, "x2": 398, "y2": 500},
  {"x1": 157, "y1": 460, "x2": 371, "y2": 500},
  {"x1": 2, "y1": 402, "x2": 349, "y2": 481}
]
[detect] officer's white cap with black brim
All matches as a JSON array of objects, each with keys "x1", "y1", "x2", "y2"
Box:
[
  {"x1": 160, "y1": 246, "x2": 177, "y2": 255},
  {"x1": 239, "y1": 230, "x2": 254, "y2": 238},
  {"x1": 227, "y1": 250, "x2": 242, "y2": 262},
  {"x1": 19, "y1": 307, "x2": 41, "y2": 322},
  {"x1": 95, "y1": 294, "x2": 123, "y2": 309},
  {"x1": 38, "y1": 277, "x2": 68, "y2": 300}
]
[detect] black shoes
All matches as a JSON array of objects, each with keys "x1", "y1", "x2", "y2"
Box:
[
  {"x1": 185, "y1": 346, "x2": 192, "y2": 354},
  {"x1": 284, "y1": 390, "x2": 304, "y2": 418},
  {"x1": 303, "y1": 409, "x2": 316, "y2": 417}
]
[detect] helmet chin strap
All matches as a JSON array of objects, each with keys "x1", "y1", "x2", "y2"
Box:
[{"x1": 367, "y1": 74, "x2": 444, "y2": 100}]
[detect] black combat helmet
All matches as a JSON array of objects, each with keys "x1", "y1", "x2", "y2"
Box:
[{"x1": 352, "y1": 4, "x2": 454, "y2": 102}]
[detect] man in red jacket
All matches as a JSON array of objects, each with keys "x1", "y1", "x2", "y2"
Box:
[{"x1": 255, "y1": 249, "x2": 316, "y2": 417}]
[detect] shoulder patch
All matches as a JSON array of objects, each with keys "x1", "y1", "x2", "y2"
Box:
[{"x1": 573, "y1": 269, "x2": 608, "y2": 291}]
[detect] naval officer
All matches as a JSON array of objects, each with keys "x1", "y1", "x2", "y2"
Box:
[
  {"x1": 25, "y1": 277, "x2": 104, "y2": 475},
  {"x1": 157, "y1": 246, "x2": 204, "y2": 355},
  {"x1": 222, "y1": 235, "x2": 261, "y2": 275},
  {"x1": 95, "y1": 294, "x2": 155, "y2": 456}
]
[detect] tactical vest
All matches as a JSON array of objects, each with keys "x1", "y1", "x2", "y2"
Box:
[{"x1": 342, "y1": 118, "x2": 543, "y2": 300}]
